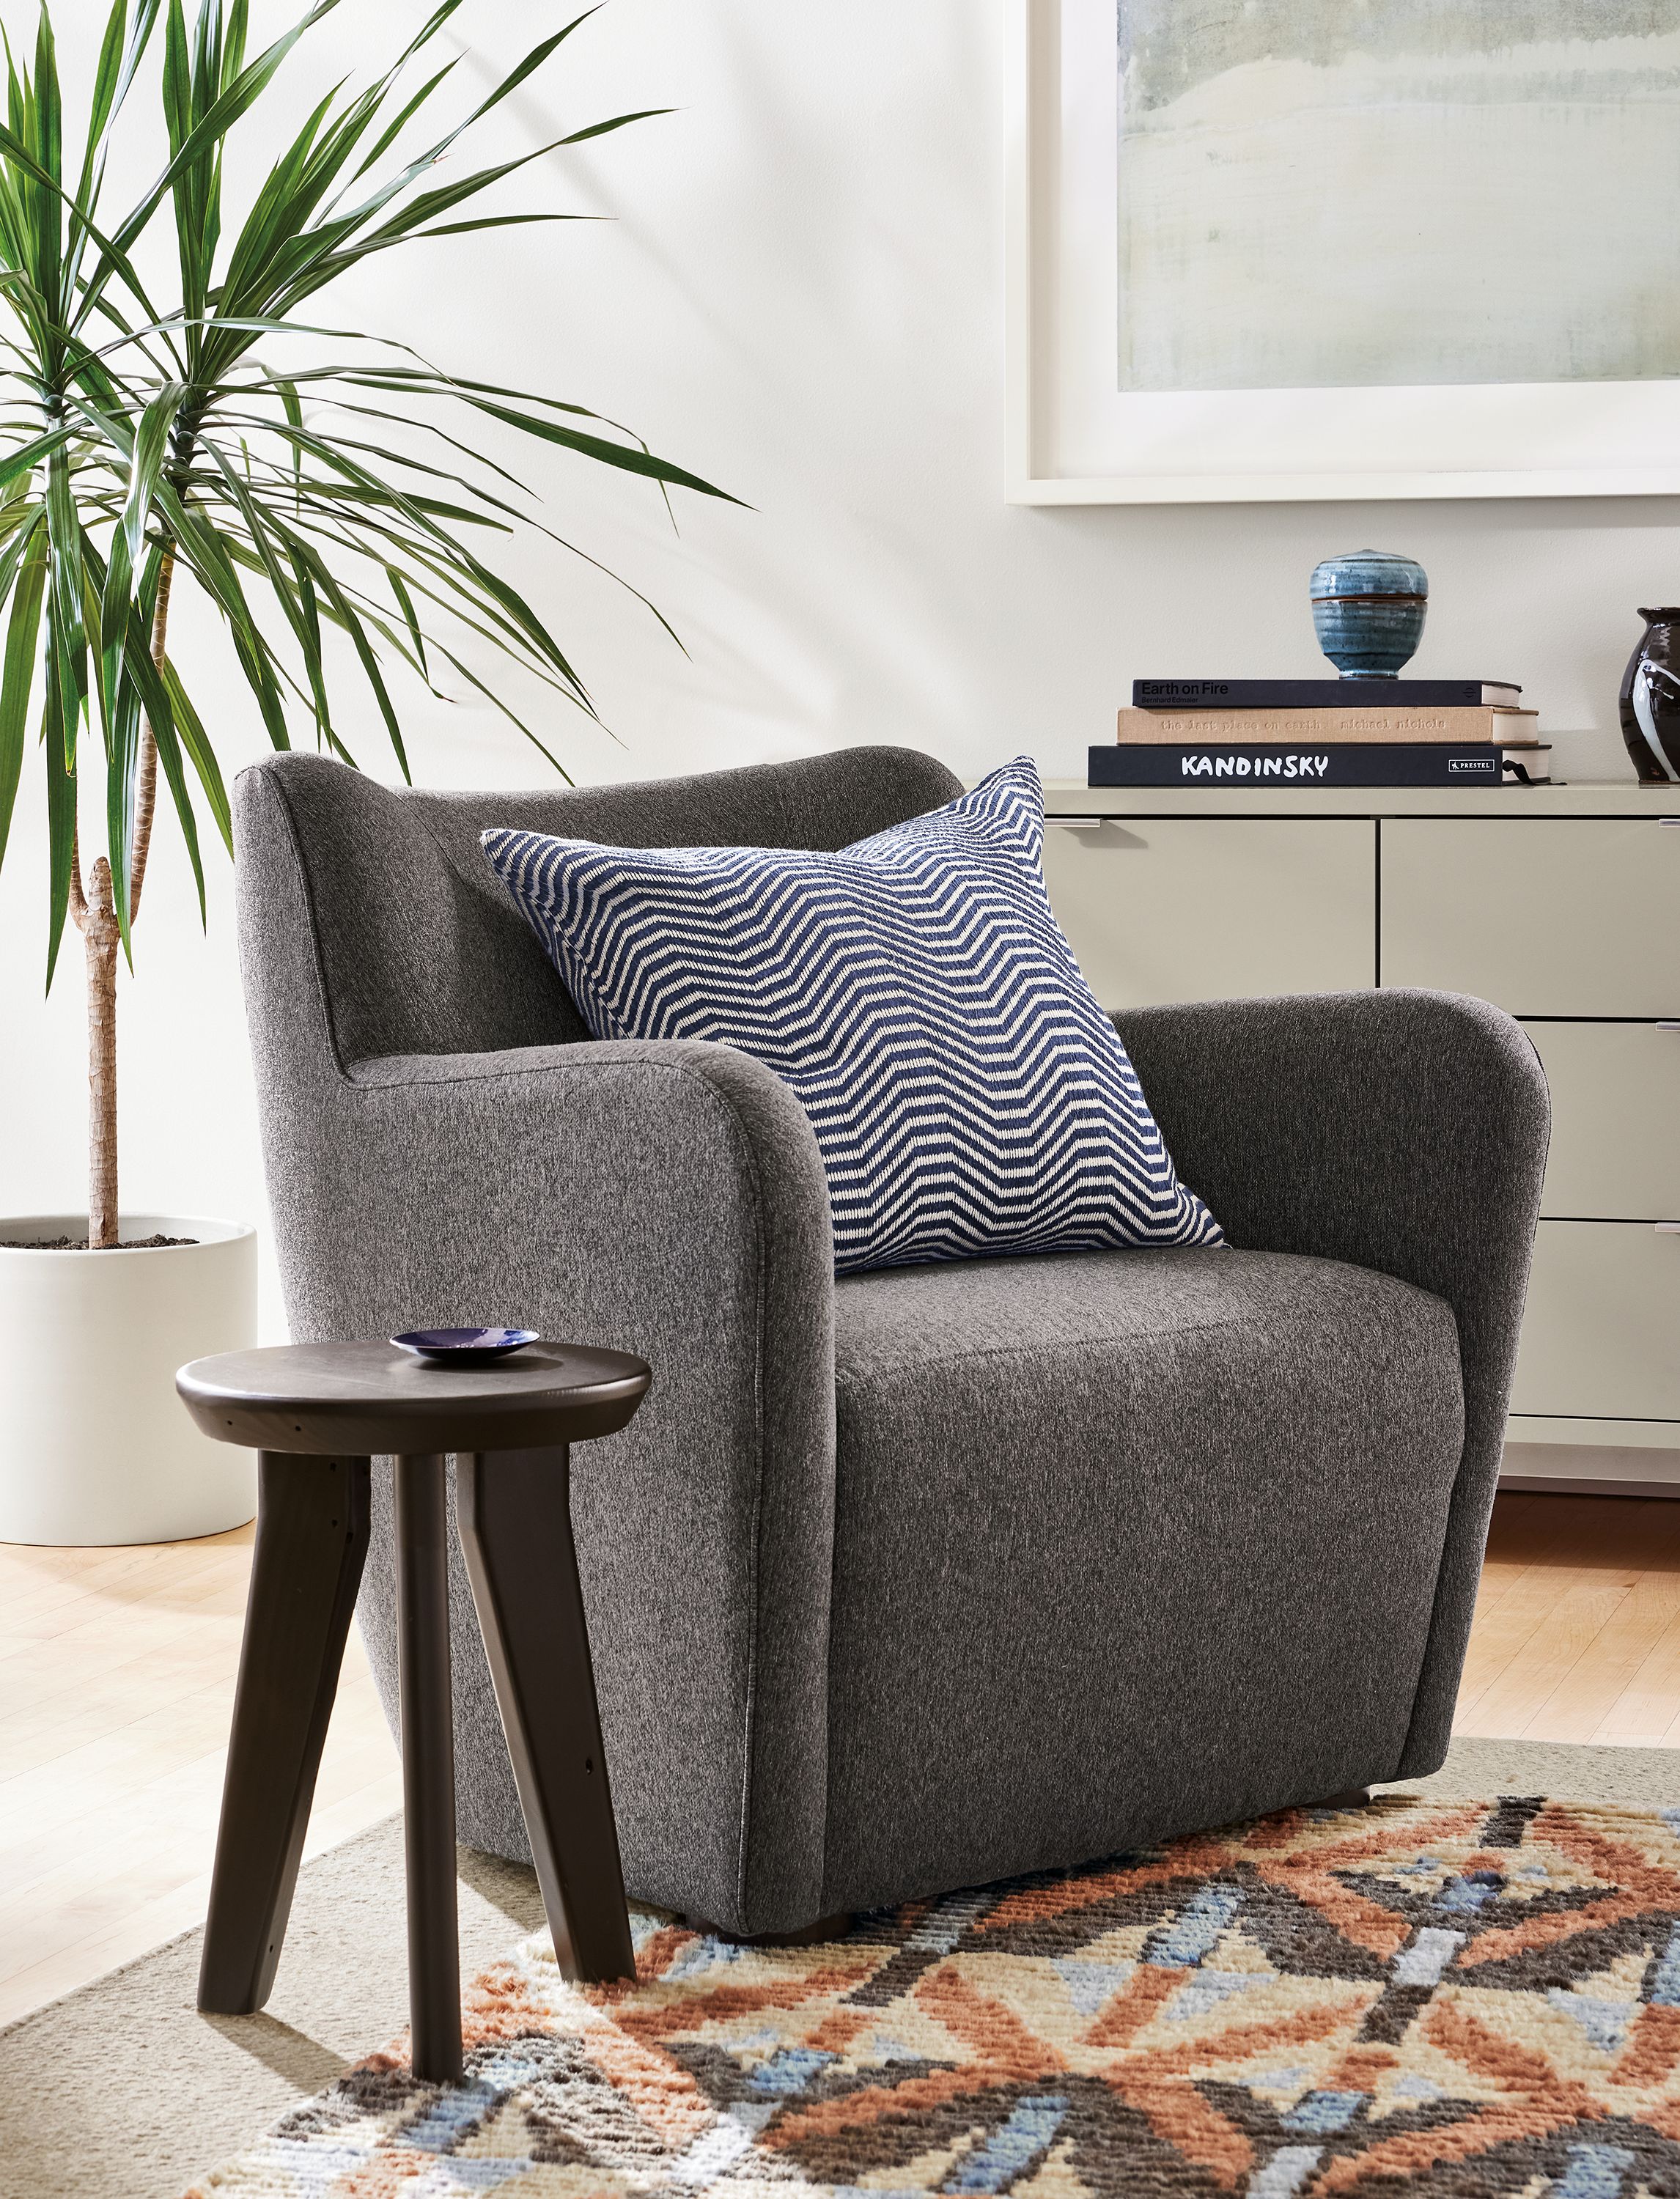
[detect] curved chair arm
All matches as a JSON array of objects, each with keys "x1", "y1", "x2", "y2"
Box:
[
  {"x1": 340, "y1": 1034, "x2": 836, "y2": 1390},
  {"x1": 1113, "y1": 988, "x2": 1551, "y2": 1778},
  {"x1": 262, "y1": 1031, "x2": 839, "y2": 1934}
]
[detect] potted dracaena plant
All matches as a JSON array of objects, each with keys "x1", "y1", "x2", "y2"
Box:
[{"x1": 0, "y1": 0, "x2": 729, "y2": 1543}]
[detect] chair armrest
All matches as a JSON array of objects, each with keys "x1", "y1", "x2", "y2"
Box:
[
  {"x1": 1113, "y1": 988, "x2": 1550, "y2": 1778},
  {"x1": 268, "y1": 1035, "x2": 838, "y2": 1936},
  {"x1": 339, "y1": 1035, "x2": 834, "y2": 1366}
]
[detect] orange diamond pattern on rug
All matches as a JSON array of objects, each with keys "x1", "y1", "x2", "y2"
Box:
[{"x1": 189, "y1": 1795, "x2": 1680, "y2": 2197}]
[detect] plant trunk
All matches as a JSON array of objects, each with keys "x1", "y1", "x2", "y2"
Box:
[
  {"x1": 75, "y1": 550, "x2": 177, "y2": 1249},
  {"x1": 84, "y1": 858, "x2": 120, "y2": 1249}
]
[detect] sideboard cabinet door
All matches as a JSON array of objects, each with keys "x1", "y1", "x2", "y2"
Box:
[
  {"x1": 1524, "y1": 1022, "x2": 1680, "y2": 1220},
  {"x1": 1380, "y1": 818, "x2": 1680, "y2": 1016},
  {"x1": 1041, "y1": 818, "x2": 1377, "y2": 1009},
  {"x1": 1510, "y1": 1221, "x2": 1680, "y2": 1422}
]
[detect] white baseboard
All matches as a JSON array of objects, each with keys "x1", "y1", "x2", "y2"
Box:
[
  {"x1": 1499, "y1": 1436, "x2": 1680, "y2": 1499},
  {"x1": 1507, "y1": 1415, "x2": 1680, "y2": 1451}
]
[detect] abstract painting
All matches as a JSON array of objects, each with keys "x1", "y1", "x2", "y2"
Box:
[{"x1": 1117, "y1": 0, "x2": 1680, "y2": 393}]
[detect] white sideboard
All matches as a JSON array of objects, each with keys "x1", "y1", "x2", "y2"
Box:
[{"x1": 1039, "y1": 779, "x2": 1680, "y2": 1489}]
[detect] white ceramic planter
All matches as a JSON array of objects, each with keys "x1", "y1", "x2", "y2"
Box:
[{"x1": 0, "y1": 1215, "x2": 258, "y2": 1546}]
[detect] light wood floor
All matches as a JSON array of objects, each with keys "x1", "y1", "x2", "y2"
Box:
[
  {"x1": 0, "y1": 1520, "x2": 400, "y2": 2027},
  {"x1": 1455, "y1": 1490, "x2": 1680, "y2": 1747},
  {"x1": 4, "y1": 1488, "x2": 1680, "y2": 2030}
]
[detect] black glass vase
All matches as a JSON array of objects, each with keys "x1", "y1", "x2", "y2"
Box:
[{"x1": 1619, "y1": 608, "x2": 1680, "y2": 784}]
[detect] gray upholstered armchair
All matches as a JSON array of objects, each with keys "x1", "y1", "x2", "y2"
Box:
[{"x1": 234, "y1": 745, "x2": 1549, "y2": 1938}]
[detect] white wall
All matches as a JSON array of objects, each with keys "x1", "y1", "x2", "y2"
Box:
[{"x1": 1, "y1": 0, "x2": 1672, "y2": 1336}]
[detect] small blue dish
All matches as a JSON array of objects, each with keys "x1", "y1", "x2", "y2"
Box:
[{"x1": 391, "y1": 1327, "x2": 540, "y2": 1368}]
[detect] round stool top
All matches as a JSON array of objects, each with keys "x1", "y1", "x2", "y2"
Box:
[{"x1": 177, "y1": 1338, "x2": 652, "y2": 1457}]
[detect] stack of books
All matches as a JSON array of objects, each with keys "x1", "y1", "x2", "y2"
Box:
[{"x1": 1089, "y1": 679, "x2": 1550, "y2": 787}]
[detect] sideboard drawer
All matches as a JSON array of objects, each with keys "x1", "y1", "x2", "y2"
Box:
[
  {"x1": 1509, "y1": 1220, "x2": 1680, "y2": 1421},
  {"x1": 1041, "y1": 818, "x2": 1376, "y2": 1009},
  {"x1": 1525, "y1": 1023, "x2": 1680, "y2": 1220},
  {"x1": 1381, "y1": 818, "x2": 1680, "y2": 1014}
]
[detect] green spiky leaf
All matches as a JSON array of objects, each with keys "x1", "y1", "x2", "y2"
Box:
[{"x1": 0, "y1": 0, "x2": 734, "y2": 1025}]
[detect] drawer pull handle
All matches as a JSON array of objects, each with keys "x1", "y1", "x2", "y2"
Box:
[
  {"x1": 1662, "y1": 817, "x2": 1680, "y2": 828},
  {"x1": 1044, "y1": 818, "x2": 1110, "y2": 831},
  {"x1": 1661, "y1": 1023, "x2": 1680, "y2": 1033},
  {"x1": 1659, "y1": 1223, "x2": 1680, "y2": 1234}
]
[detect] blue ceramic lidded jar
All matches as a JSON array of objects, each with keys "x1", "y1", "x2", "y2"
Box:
[{"x1": 1310, "y1": 550, "x2": 1429, "y2": 678}]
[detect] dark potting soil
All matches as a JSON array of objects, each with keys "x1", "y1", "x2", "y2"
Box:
[{"x1": 0, "y1": 1233, "x2": 199, "y2": 1249}]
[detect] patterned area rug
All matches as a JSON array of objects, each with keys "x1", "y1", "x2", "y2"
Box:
[{"x1": 190, "y1": 1794, "x2": 1680, "y2": 2197}]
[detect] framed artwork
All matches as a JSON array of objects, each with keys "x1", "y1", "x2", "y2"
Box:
[{"x1": 1006, "y1": 0, "x2": 1680, "y2": 503}]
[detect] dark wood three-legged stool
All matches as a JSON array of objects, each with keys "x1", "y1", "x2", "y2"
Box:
[{"x1": 177, "y1": 1338, "x2": 652, "y2": 2084}]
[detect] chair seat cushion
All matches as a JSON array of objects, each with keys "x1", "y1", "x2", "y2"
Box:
[
  {"x1": 822, "y1": 1243, "x2": 1466, "y2": 1915},
  {"x1": 480, "y1": 758, "x2": 1220, "y2": 1273}
]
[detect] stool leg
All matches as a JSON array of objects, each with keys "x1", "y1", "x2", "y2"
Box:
[
  {"x1": 394, "y1": 1453, "x2": 463, "y2": 2085},
  {"x1": 457, "y1": 1447, "x2": 635, "y2": 1983},
  {"x1": 199, "y1": 1453, "x2": 370, "y2": 2015}
]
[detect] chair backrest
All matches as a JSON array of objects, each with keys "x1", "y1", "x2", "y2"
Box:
[{"x1": 236, "y1": 745, "x2": 964, "y2": 1066}]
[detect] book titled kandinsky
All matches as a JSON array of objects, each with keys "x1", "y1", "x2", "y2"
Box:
[{"x1": 1087, "y1": 744, "x2": 1551, "y2": 787}]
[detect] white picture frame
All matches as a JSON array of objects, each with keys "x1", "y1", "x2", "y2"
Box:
[{"x1": 1005, "y1": 0, "x2": 1680, "y2": 506}]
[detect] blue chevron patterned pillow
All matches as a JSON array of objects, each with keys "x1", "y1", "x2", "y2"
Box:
[{"x1": 482, "y1": 757, "x2": 1222, "y2": 1273}]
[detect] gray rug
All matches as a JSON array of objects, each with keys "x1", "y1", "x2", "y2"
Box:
[
  {"x1": 6, "y1": 1734, "x2": 1679, "y2": 2199},
  {"x1": 0, "y1": 1830, "x2": 545, "y2": 2199}
]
